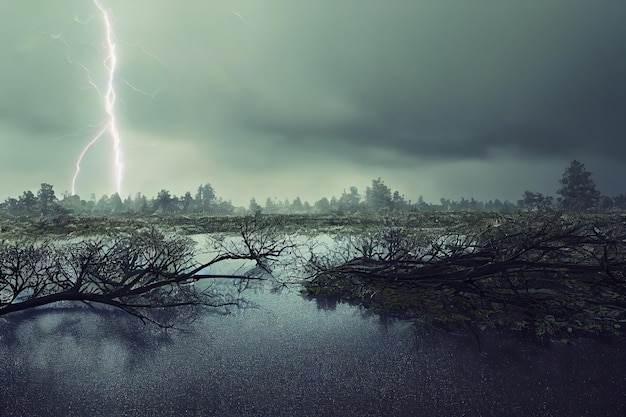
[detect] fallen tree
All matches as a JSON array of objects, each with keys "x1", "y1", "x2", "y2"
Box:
[
  {"x1": 0, "y1": 215, "x2": 298, "y2": 326},
  {"x1": 305, "y1": 209, "x2": 626, "y2": 337}
]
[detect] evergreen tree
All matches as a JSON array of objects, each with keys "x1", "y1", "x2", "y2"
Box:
[
  {"x1": 557, "y1": 160, "x2": 601, "y2": 211},
  {"x1": 37, "y1": 183, "x2": 56, "y2": 215}
]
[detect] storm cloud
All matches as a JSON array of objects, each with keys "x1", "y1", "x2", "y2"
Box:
[{"x1": 1, "y1": 0, "x2": 624, "y2": 204}]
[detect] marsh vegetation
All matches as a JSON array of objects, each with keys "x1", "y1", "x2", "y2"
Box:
[
  {"x1": 1, "y1": 206, "x2": 625, "y2": 341},
  {"x1": 1, "y1": 161, "x2": 625, "y2": 339}
]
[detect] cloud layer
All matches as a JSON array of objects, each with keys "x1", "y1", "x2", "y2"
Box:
[{"x1": 1, "y1": 1, "x2": 624, "y2": 204}]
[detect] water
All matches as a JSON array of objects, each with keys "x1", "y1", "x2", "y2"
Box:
[
  {"x1": 0, "y1": 285, "x2": 624, "y2": 417},
  {"x1": 0, "y1": 235, "x2": 624, "y2": 416}
]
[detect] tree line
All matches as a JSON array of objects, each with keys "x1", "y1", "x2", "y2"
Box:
[
  {"x1": 1, "y1": 160, "x2": 624, "y2": 218},
  {"x1": 1, "y1": 183, "x2": 238, "y2": 218},
  {"x1": 251, "y1": 160, "x2": 624, "y2": 214}
]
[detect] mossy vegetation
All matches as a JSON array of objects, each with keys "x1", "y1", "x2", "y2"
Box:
[
  {"x1": 304, "y1": 209, "x2": 626, "y2": 339},
  {"x1": 0, "y1": 210, "x2": 497, "y2": 239},
  {"x1": 2, "y1": 208, "x2": 626, "y2": 338}
]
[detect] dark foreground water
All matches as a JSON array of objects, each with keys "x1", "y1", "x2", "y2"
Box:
[{"x1": 0, "y1": 287, "x2": 624, "y2": 417}]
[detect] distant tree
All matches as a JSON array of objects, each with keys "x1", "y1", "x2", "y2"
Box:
[
  {"x1": 469, "y1": 197, "x2": 484, "y2": 212},
  {"x1": 172, "y1": 195, "x2": 181, "y2": 211},
  {"x1": 392, "y1": 191, "x2": 408, "y2": 210},
  {"x1": 613, "y1": 193, "x2": 626, "y2": 210},
  {"x1": 37, "y1": 183, "x2": 57, "y2": 215},
  {"x1": 84, "y1": 199, "x2": 95, "y2": 213},
  {"x1": 501, "y1": 200, "x2": 517, "y2": 213},
  {"x1": 439, "y1": 198, "x2": 451, "y2": 212},
  {"x1": 291, "y1": 197, "x2": 304, "y2": 213},
  {"x1": 181, "y1": 191, "x2": 194, "y2": 213},
  {"x1": 329, "y1": 196, "x2": 339, "y2": 212},
  {"x1": 338, "y1": 186, "x2": 361, "y2": 213},
  {"x1": 314, "y1": 197, "x2": 331, "y2": 214},
  {"x1": 214, "y1": 199, "x2": 235, "y2": 215},
  {"x1": 4, "y1": 198, "x2": 20, "y2": 216},
  {"x1": 133, "y1": 193, "x2": 149, "y2": 214},
  {"x1": 95, "y1": 195, "x2": 110, "y2": 215},
  {"x1": 155, "y1": 190, "x2": 173, "y2": 213},
  {"x1": 264, "y1": 197, "x2": 277, "y2": 214},
  {"x1": 414, "y1": 195, "x2": 430, "y2": 211},
  {"x1": 557, "y1": 160, "x2": 601, "y2": 212},
  {"x1": 249, "y1": 198, "x2": 262, "y2": 215},
  {"x1": 110, "y1": 193, "x2": 125, "y2": 214},
  {"x1": 196, "y1": 184, "x2": 216, "y2": 213},
  {"x1": 520, "y1": 191, "x2": 554, "y2": 211},
  {"x1": 123, "y1": 195, "x2": 133, "y2": 212},
  {"x1": 365, "y1": 178, "x2": 392, "y2": 211},
  {"x1": 59, "y1": 194, "x2": 82, "y2": 213}
]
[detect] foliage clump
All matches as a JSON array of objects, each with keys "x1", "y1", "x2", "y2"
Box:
[{"x1": 305, "y1": 209, "x2": 626, "y2": 338}]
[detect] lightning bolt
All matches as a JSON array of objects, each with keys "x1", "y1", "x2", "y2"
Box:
[{"x1": 71, "y1": 0, "x2": 123, "y2": 196}]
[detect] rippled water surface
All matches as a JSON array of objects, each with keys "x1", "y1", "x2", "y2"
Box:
[{"x1": 1, "y1": 283, "x2": 624, "y2": 417}]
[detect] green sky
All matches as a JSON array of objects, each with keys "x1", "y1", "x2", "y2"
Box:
[{"x1": 1, "y1": 0, "x2": 625, "y2": 205}]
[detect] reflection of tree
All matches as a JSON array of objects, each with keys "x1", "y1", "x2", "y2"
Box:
[
  {"x1": 0, "y1": 305, "x2": 177, "y2": 353},
  {"x1": 0, "y1": 216, "x2": 297, "y2": 327}
]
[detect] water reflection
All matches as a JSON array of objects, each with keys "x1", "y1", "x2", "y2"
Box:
[
  {"x1": 1, "y1": 285, "x2": 624, "y2": 417},
  {"x1": 309, "y1": 294, "x2": 339, "y2": 312}
]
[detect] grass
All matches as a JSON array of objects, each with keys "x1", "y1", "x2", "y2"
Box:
[{"x1": 0, "y1": 210, "x2": 502, "y2": 239}]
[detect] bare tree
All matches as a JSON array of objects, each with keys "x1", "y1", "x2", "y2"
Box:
[
  {"x1": 306, "y1": 209, "x2": 626, "y2": 336},
  {"x1": 0, "y1": 216, "x2": 298, "y2": 326}
]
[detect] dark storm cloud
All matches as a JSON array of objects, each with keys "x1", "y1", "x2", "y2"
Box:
[
  {"x1": 0, "y1": 1, "x2": 100, "y2": 135},
  {"x1": 229, "y1": 1, "x2": 626, "y2": 163},
  {"x1": 1, "y1": 0, "x2": 625, "y2": 202}
]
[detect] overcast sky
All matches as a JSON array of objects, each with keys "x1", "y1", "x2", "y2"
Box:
[{"x1": 1, "y1": 1, "x2": 625, "y2": 206}]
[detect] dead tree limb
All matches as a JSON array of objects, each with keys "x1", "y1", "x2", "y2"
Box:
[
  {"x1": 0, "y1": 217, "x2": 294, "y2": 326},
  {"x1": 306, "y1": 210, "x2": 626, "y2": 336}
]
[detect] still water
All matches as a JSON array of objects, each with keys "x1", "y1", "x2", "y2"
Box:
[{"x1": 1, "y1": 283, "x2": 624, "y2": 417}]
